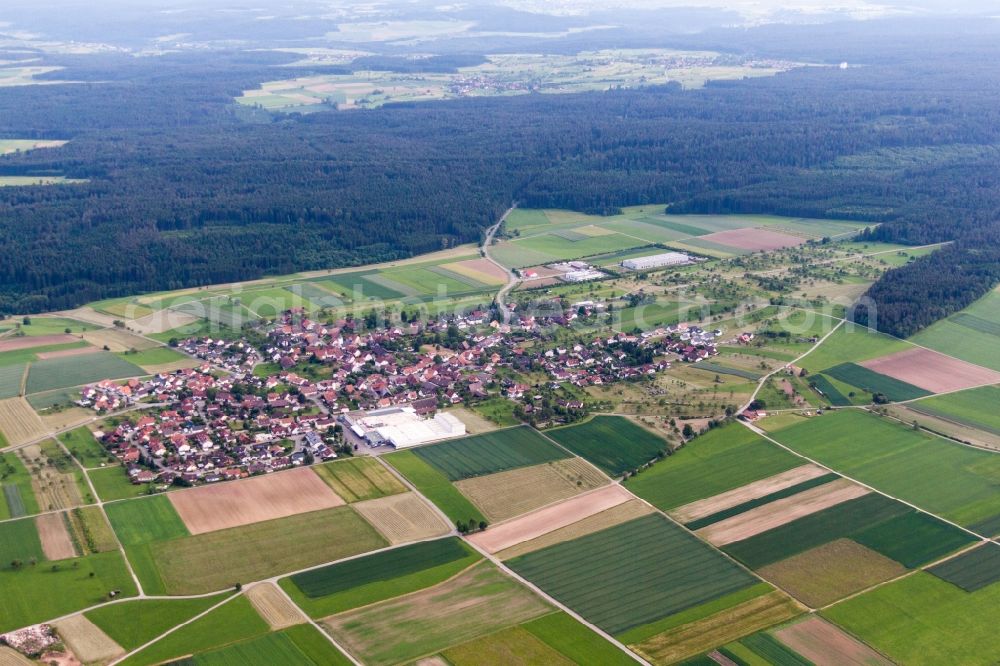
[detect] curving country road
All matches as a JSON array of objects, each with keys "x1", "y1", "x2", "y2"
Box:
[{"x1": 482, "y1": 205, "x2": 520, "y2": 324}]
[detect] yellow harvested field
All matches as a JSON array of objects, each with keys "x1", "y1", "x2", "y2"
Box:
[
  {"x1": 757, "y1": 539, "x2": 906, "y2": 608},
  {"x1": 0, "y1": 646, "x2": 35, "y2": 666},
  {"x1": 246, "y1": 582, "x2": 307, "y2": 629},
  {"x1": 39, "y1": 408, "x2": 93, "y2": 433},
  {"x1": 313, "y1": 457, "x2": 407, "y2": 503},
  {"x1": 773, "y1": 616, "x2": 893, "y2": 666},
  {"x1": 696, "y1": 479, "x2": 870, "y2": 546},
  {"x1": 53, "y1": 614, "x2": 125, "y2": 665},
  {"x1": 36, "y1": 512, "x2": 77, "y2": 560},
  {"x1": 441, "y1": 258, "x2": 508, "y2": 285},
  {"x1": 468, "y1": 484, "x2": 634, "y2": 555},
  {"x1": 495, "y1": 498, "x2": 654, "y2": 560},
  {"x1": 169, "y1": 467, "x2": 344, "y2": 535},
  {"x1": 631, "y1": 591, "x2": 803, "y2": 665},
  {"x1": 51, "y1": 308, "x2": 120, "y2": 328},
  {"x1": 18, "y1": 443, "x2": 84, "y2": 511},
  {"x1": 669, "y1": 464, "x2": 829, "y2": 523},
  {"x1": 352, "y1": 491, "x2": 451, "y2": 544},
  {"x1": 129, "y1": 309, "x2": 200, "y2": 334},
  {"x1": 445, "y1": 407, "x2": 500, "y2": 434},
  {"x1": 81, "y1": 328, "x2": 158, "y2": 352},
  {"x1": 575, "y1": 224, "x2": 616, "y2": 236},
  {"x1": 0, "y1": 397, "x2": 47, "y2": 446},
  {"x1": 455, "y1": 458, "x2": 607, "y2": 523}
]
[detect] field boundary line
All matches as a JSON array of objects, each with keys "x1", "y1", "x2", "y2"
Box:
[
  {"x1": 19, "y1": 363, "x2": 29, "y2": 397},
  {"x1": 107, "y1": 591, "x2": 242, "y2": 666},
  {"x1": 740, "y1": 421, "x2": 991, "y2": 542},
  {"x1": 270, "y1": 578, "x2": 362, "y2": 666}
]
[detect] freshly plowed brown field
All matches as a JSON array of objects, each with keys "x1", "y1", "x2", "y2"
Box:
[
  {"x1": 0, "y1": 398, "x2": 47, "y2": 446},
  {"x1": 860, "y1": 347, "x2": 1000, "y2": 394},
  {"x1": 352, "y1": 491, "x2": 451, "y2": 544},
  {"x1": 455, "y1": 458, "x2": 606, "y2": 523},
  {"x1": 670, "y1": 464, "x2": 829, "y2": 524},
  {"x1": 774, "y1": 616, "x2": 893, "y2": 666},
  {"x1": 697, "y1": 479, "x2": 869, "y2": 546},
  {"x1": 496, "y1": 498, "x2": 654, "y2": 560},
  {"x1": 468, "y1": 484, "x2": 633, "y2": 554},
  {"x1": 36, "y1": 512, "x2": 77, "y2": 560},
  {"x1": 246, "y1": 582, "x2": 307, "y2": 629},
  {"x1": 169, "y1": 467, "x2": 344, "y2": 534},
  {"x1": 53, "y1": 614, "x2": 125, "y2": 665},
  {"x1": 0, "y1": 334, "x2": 78, "y2": 353}
]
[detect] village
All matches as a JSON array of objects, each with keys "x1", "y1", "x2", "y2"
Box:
[{"x1": 76, "y1": 303, "x2": 725, "y2": 489}]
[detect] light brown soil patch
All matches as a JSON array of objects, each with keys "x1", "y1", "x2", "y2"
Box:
[
  {"x1": 700, "y1": 228, "x2": 806, "y2": 252},
  {"x1": 0, "y1": 646, "x2": 35, "y2": 666},
  {"x1": 467, "y1": 484, "x2": 632, "y2": 554},
  {"x1": 169, "y1": 467, "x2": 344, "y2": 535},
  {"x1": 455, "y1": 458, "x2": 607, "y2": 524},
  {"x1": 860, "y1": 347, "x2": 1000, "y2": 394},
  {"x1": 129, "y1": 310, "x2": 200, "y2": 335},
  {"x1": 631, "y1": 590, "x2": 803, "y2": 665},
  {"x1": 81, "y1": 329, "x2": 158, "y2": 353},
  {"x1": 246, "y1": 582, "x2": 307, "y2": 629},
  {"x1": 445, "y1": 407, "x2": 500, "y2": 434},
  {"x1": 51, "y1": 308, "x2": 120, "y2": 328},
  {"x1": 53, "y1": 614, "x2": 124, "y2": 665},
  {"x1": 35, "y1": 347, "x2": 100, "y2": 360},
  {"x1": 415, "y1": 658, "x2": 450, "y2": 666},
  {"x1": 575, "y1": 224, "x2": 616, "y2": 237},
  {"x1": 697, "y1": 479, "x2": 869, "y2": 546},
  {"x1": 521, "y1": 265, "x2": 563, "y2": 279},
  {"x1": 496, "y1": 498, "x2": 654, "y2": 560},
  {"x1": 758, "y1": 539, "x2": 906, "y2": 608},
  {"x1": 37, "y1": 512, "x2": 77, "y2": 560},
  {"x1": 139, "y1": 359, "x2": 199, "y2": 375},
  {"x1": 670, "y1": 464, "x2": 829, "y2": 523},
  {"x1": 39, "y1": 408, "x2": 93, "y2": 432},
  {"x1": 774, "y1": 616, "x2": 893, "y2": 666},
  {"x1": 352, "y1": 491, "x2": 450, "y2": 544},
  {"x1": 442, "y1": 259, "x2": 508, "y2": 285},
  {"x1": 0, "y1": 334, "x2": 78, "y2": 353},
  {"x1": 0, "y1": 398, "x2": 47, "y2": 446},
  {"x1": 18, "y1": 443, "x2": 84, "y2": 511}
]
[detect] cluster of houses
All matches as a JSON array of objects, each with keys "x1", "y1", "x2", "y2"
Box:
[{"x1": 78, "y1": 307, "x2": 725, "y2": 487}]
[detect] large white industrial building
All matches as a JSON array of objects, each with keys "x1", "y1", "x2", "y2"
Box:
[
  {"x1": 621, "y1": 252, "x2": 693, "y2": 270},
  {"x1": 346, "y1": 406, "x2": 466, "y2": 449}
]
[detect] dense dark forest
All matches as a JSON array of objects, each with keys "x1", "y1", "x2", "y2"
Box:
[{"x1": 1, "y1": 27, "x2": 999, "y2": 337}]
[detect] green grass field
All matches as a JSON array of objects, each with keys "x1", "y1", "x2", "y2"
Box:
[
  {"x1": 0, "y1": 363, "x2": 26, "y2": 399},
  {"x1": 799, "y1": 325, "x2": 912, "y2": 373},
  {"x1": 413, "y1": 426, "x2": 569, "y2": 481},
  {"x1": 545, "y1": 416, "x2": 667, "y2": 477},
  {"x1": 493, "y1": 232, "x2": 646, "y2": 268},
  {"x1": 105, "y1": 494, "x2": 189, "y2": 546},
  {"x1": 383, "y1": 450, "x2": 486, "y2": 524},
  {"x1": 822, "y1": 362, "x2": 930, "y2": 401},
  {"x1": 0, "y1": 516, "x2": 44, "y2": 565},
  {"x1": 133, "y1": 506, "x2": 387, "y2": 594},
  {"x1": 823, "y1": 572, "x2": 1000, "y2": 665},
  {"x1": 1, "y1": 317, "x2": 97, "y2": 336},
  {"x1": 194, "y1": 624, "x2": 352, "y2": 665},
  {"x1": 927, "y1": 543, "x2": 1000, "y2": 592},
  {"x1": 508, "y1": 513, "x2": 758, "y2": 636},
  {"x1": 59, "y1": 427, "x2": 113, "y2": 468},
  {"x1": 910, "y1": 288, "x2": 1000, "y2": 371},
  {"x1": 807, "y1": 374, "x2": 851, "y2": 406},
  {"x1": 625, "y1": 424, "x2": 801, "y2": 511},
  {"x1": 117, "y1": 347, "x2": 190, "y2": 369},
  {"x1": 0, "y1": 550, "x2": 137, "y2": 632},
  {"x1": 119, "y1": 595, "x2": 270, "y2": 666},
  {"x1": 86, "y1": 594, "x2": 232, "y2": 650},
  {"x1": 908, "y1": 385, "x2": 1000, "y2": 436},
  {"x1": 0, "y1": 341, "x2": 91, "y2": 367},
  {"x1": 769, "y1": 410, "x2": 1000, "y2": 528},
  {"x1": 25, "y1": 352, "x2": 145, "y2": 394},
  {"x1": 520, "y1": 612, "x2": 637, "y2": 665},
  {"x1": 88, "y1": 466, "x2": 155, "y2": 502},
  {"x1": 851, "y1": 511, "x2": 977, "y2": 569},
  {"x1": 311, "y1": 456, "x2": 406, "y2": 503},
  {"x1": 684, "y1": 474, "x2": 840, "y2": 530},
  {"x1": 283, "y1": 538, "x2": 480, "y2": 617},
  {"x1": 0, "y1": 452, "x2": 40, "y2": 519}
]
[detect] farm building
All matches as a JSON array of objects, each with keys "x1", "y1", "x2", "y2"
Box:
[
  {"x1": 346, "y1": 406, "x2": 466, "y2": 448},
  {"x1": 621, "y1": 252, "x2": 693, "y2": 270}
]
